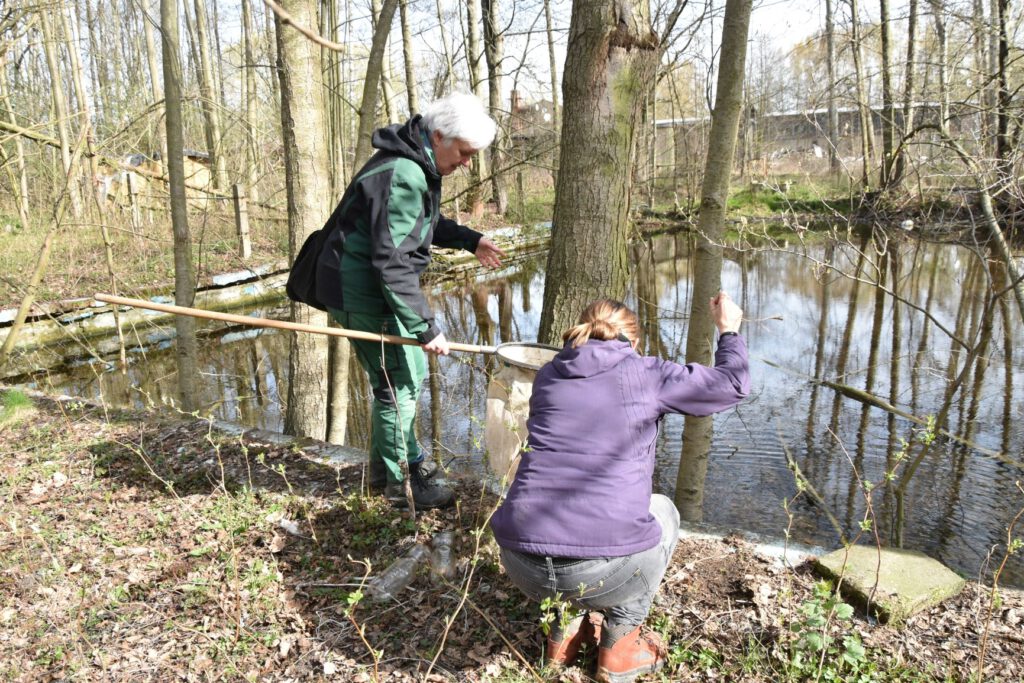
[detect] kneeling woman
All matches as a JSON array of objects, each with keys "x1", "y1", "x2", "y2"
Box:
[{"x1": 490, "y1": 295, "x2": 749, "y2": 682}]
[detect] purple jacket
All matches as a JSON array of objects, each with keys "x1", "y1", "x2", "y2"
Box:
[{"x1": 490, "y1": 334, "x2": 750, "y2": 558}]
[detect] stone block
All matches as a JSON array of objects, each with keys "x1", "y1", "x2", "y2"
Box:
[{"x1": 813, "y1": 545, "x2": 966, "y2": 626}]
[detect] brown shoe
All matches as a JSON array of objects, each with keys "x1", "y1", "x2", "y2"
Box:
[
  {"x1": 595, "y1": 625, "x2": 667, "y2": 683},
  {"x1": 546, "y1": 612, "x2": 602, "y2": 668}
]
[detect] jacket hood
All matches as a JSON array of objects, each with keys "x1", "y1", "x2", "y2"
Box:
[
  {"x1": 371, "y1": 115, "x2": 439, "y2": 179},
  {"x1": 550, "y1": 339, "x2": 636, "y2": 379}
]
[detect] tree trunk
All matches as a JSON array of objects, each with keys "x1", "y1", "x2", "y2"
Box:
[
  {"x1": 276, "y1": 0, "x2": 332, "y2": 439},
  {"x1": 210, "y1": 0, "x2": 228, "y2": 108},
  {"x1": 926, "y1": 0, "x2": 949, "y2": 125},
  {"x1": 327, "y1": 334, "x2": 350, "y2": 443},
  {"x1": 318, "y1": 0, "x2": 352, "y2": 435},
  {"x1": 370, "y1": 0, "x2": 397, "y2": 123},
  {"x1": 399, "y1": 0, "x2": 418, "y2": 114},
  {"x1": 353, "y1": 0, "x2": 399, "y2": 167},
  {"x1": 825, "y1": 0, "x2": 840, "y2": 176},
  {"x1": 849, "y1": 0, "x2": 874, "y2": 188},
  {"x1": 887, "y1": 250, "x2": 903, "y2": 445},
  {"x1": 59, "y1": 1, "x2": 101, "y2": 212},
  {"x1": 161, "y1": 0, "x2": 200, "y2": 412},
  {"x1": 0, "y1": 55, "x2": 30, "y2": 226},
  {"x1": 544, "y1": 0, "x2": 560, "y2": 185},
  {"x1": 673, "y1": 0, "x2": 753, "y2": 522},
  {"x1": 39, "y1": 9, "x2": 83, "y2": 218},
  {"x1": 972, "y1": 0, "x2": 991, "y2": 154},
  {"x1": 266, "y1": 2, "x2": 281, "y2": 110},
  {"x1": 142, "y1": 0, "x2": 168, "y2": 175},
  {"x1": 891, "y1": 0, "x2": 918, "y2": 187},
  {"x1": 537, "y1": 0, "x2": 664, "y2": 344},
  {"x1": 878, "y1": 0, "x2": 894, "y2": 187},
  {"x1": 993, "y1": 0, "x2": 1010, "y2": 182},
  {"x1": 320, "y1": 0, "x2": 344, "y2": 192},
  {"x1": 465, "y1": 0, "x2": 487, "y2": 214},
  {"x1": 435, "y1": 0, "x2": 455, "y2": 93},
  {"x1": 482, "y1": 0, "x2": 508, "y2": 214},
  {"x1": 83, "y1": 0, "x2": 103, "y2": 124},
  {"x1": 242, "y1": 0, "x2": 261, "y2": 203},
  {"x1": 193, "y1": 0, "x2": 229, "y2": 190}
]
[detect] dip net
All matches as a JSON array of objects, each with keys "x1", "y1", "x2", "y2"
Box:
[{"x1": 484, "y1": 342, "x2": 559, "y2": 490}]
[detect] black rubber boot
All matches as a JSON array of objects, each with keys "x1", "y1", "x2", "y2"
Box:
[
  {"x1": 370, "y1": 458, "x2": 438, "y2": 491},
  {"x1": 384, "y1": 461, "x2": 453, "y2": 509}
]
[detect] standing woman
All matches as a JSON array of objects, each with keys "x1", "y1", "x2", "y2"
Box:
[{"x1": 491, "y1": 294, "x2": 749, "y2": 682}]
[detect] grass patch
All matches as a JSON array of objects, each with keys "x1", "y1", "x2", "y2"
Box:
[
  {"x1": 0, "y1": 388, "x2": 34, "y2": 426},
  {"x1": 727, "y1": 178, "x2": 856, "y2": 216},
  {"x1": 0, "y1": 206, "x2": 288, "y2": 308}
]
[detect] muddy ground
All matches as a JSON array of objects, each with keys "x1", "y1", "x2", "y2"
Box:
[{"x1": 1, "y1": 390, "x2": 1021, "y2": 682}]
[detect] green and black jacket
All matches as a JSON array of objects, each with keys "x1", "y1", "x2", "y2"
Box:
[{"x1": 314, "y1": 116, "x2": 482, "y2": 342}]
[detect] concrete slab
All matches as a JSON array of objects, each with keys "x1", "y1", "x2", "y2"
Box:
[{"x1": 814, "y1": 545, "x2": 966, "y2": 625}]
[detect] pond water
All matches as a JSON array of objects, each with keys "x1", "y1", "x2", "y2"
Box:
[{"x1": 14, "y1": 233, "x2": 1024, "y2": 587}]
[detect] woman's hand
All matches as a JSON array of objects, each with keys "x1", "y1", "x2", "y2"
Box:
[{"x1": 710, "y1": 291, "x2": 743, "y2": 334}]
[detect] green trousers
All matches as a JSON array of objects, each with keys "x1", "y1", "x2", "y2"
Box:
[{"x1": 330, "y1": 309, "x2": 426, "y2": 484}]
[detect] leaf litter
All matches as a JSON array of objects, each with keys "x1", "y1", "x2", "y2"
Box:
[{"x1": 0, "y1": 391, "x2": 1021, "y2": 682}]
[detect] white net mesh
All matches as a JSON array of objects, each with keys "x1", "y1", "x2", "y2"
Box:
[{"x1": 484, "y1": 343, "x2": 559, "y2": 490}]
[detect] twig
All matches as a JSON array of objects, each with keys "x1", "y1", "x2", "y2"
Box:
[
  {"x1": 760, "y1": 356, "x2": 1016, "y2": 465},
  {"x1": 461, "y1": 595, "x2": 543, "y2": 681},
  {"x1": 424, "y1": 484, "x2": 508, "y2": 679},
  {"x1": 976, "y1": 481, "x2": 1024, "y2": 682},
  {"x1": 262, "y1": 0, "x2": 346, "y2": 52},
  {"x1": 777, "y1": 428, "x2": 848, "y2": 546}
]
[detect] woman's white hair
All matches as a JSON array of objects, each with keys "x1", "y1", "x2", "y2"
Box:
[{"x1": 420, "y1": 93, "x2": 497, "y2": 151}]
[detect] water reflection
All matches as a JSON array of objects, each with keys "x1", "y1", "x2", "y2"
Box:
[{"x1": 14, "y1": 236, "x2": 1024, "y2": 586}]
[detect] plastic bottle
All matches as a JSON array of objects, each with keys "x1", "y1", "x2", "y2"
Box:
[
  {"x1": 430, "y1": 531, "x2": 457, "y2": 582},
  {"x1": 367, "y1": 543, "x2": 430, "y2": 601}
]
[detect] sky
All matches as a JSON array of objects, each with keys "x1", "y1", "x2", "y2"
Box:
[{"x1": 749, "y1": 0, "x2": 822, "y2": 49}]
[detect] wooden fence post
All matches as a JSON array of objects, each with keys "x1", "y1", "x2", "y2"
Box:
[{"x1": 233, "y1": 183, "x2": 251, "y2": 259}]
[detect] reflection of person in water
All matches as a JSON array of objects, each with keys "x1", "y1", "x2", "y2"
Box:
[{"x1": 491, "y1": 295, "x2": 749, "y2": 681}]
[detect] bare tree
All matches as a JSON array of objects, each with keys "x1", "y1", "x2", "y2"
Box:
[
  {"x1": 537, "y1": 0, "x2": 686, "y2": 342},
  {"x1": 39, "y1": 9, "x2": 82, "y2": 218},
  {"x1": 825, "y1": 0, "x2": 841, "y2": 176},
  {"x1": 141, "y1": 0, "x2": 167, "y2": 174},
  {"x1": 465, "y1": 0, "x2": 487, "y2": 214},
  {"x1": 276, "y1": 0, "x2": 332, "y2": 439},
  {"x1": 543, "y1": 0, "x2": 560, "y2": 184},
  {"x1": 161, "y1": 0, "x2": 200, "y2": 412},
  {"x1": 482, "y1": 0, "x2": 508, "y2": 214},
  {"x1": 848, "y1": 0, "x2": 875, "y2": 188},
  {"x1": 242, "y1": 0, "x2": 261, "y2": 202},
  {"x1": 891, "y1": 0, "x2": 918, "y2": 187},
  {"x1": 193, "y1": 0, "x2": 229, "y2": 190},
  {"x1": 399, "y1": 0, "x2": 418, "y2": 114},
  {"x1": 879, "y1": 0, "x2": 895, "y2": 186},
  {"x1": 353, "y1": 0, "x2": 399, "y2": 166},
  {"x1": 674, "y1": 0, "x2": 753, "y2": 521},
  {"x1": 0, "y1": 52, "x2": 30, "y2": 227}
]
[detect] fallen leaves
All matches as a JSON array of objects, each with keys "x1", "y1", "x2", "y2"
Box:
[{"x1": 2, "y1": 394, "x2": 1022, "y2": 682}]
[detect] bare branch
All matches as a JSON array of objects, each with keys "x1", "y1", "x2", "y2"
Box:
[{"x1": 262, "y1": 0, "x2": 346, "y2": 52}]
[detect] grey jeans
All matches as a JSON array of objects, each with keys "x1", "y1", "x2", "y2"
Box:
[{"x1": 500, "y1": 494, "x2": 680, "y2": 629}]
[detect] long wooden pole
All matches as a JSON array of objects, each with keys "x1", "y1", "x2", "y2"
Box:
[{"x1": 94, "y1": 293, "x2": 497, "y2": 355}]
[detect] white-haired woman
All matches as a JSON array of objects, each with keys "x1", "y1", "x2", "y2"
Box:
[{"x1": 314, "y1": 93, "x2": 505, "y2": 509}]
